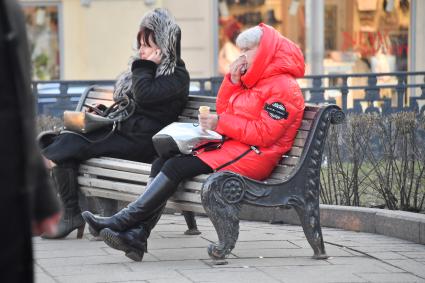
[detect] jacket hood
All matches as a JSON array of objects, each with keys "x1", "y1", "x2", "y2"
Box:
[
  {"x1": 242, "y1": 23, "x2": 305, "y2": 88},
  {"x1": 140, "y1": 8, "x2": 181, "y2": 77}
]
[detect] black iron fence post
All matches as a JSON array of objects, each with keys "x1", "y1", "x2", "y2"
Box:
[{"x1": 309, "y1": 77, "x2": 324, "y2": 103}]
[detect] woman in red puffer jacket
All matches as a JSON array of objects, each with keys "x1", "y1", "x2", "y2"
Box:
[
  {"x1": 198, "y1": 23, "x2": 305, "y2": 180},
  {"x1": 82, "y1": 23, "x2": 305, "y2": 262}
]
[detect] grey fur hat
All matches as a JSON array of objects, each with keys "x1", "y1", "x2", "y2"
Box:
[
  {"x1": 140, "y1": 8, "x2": 181, "y2": 77},
  {"x1": 113, "y1": 8, "x2": 181, "y2": 100}
]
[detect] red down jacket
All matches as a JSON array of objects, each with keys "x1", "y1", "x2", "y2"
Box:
[{"x1": 196, "y1": 23, "x2": 305, "y2": 180}]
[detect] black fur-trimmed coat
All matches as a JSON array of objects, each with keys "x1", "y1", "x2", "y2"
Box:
[{"x1": 41, "y1": 8, "x2": 190, "y2": 164}]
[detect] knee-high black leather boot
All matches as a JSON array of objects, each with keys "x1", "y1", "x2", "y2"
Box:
[
  {"x1": 99, "y1": 205, "x2": 165, "y2": 261},
  {"x1": 82, "y1": 172, "x2": 177, "y2": 236},
  {"x1": 41, "y1": 164, "x2": 85, "y2": 239}
]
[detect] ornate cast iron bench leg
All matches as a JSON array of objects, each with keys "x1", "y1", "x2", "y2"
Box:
[
  {"x1": 293, "y1": 200, "x2": 327, "y2": 259},
  {"x1": 201, "y1": 172, "x2": 245, "y2": 264}
]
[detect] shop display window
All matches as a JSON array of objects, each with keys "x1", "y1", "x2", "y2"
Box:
[
  {"x1": 22, "y1": 4, "x2": 61, "y2": 80},
  {"x1": 217, "y1": 0, "x2": 290, "y2": 76},
  {"x1": 217, "y1": 0, "x2": 410, "y2": 76}
]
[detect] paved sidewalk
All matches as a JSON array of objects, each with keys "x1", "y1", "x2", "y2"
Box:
[{"x1": 34, "y1": 214, "x2": 425, "y2": 283}]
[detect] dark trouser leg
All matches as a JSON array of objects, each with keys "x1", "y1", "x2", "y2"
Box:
[
  {"x1": 135, "y1": 156, "x2": 203, "y2": 235},
  {"x1": 183, "y1": 211, "x2": 201, "y2": 235},
  {"x1": 42, "y1": 161, "x2": 85, "y2": 239}
]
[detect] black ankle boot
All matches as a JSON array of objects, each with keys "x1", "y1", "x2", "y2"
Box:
[
  {"x1": 82, "y1": 172, "x2": 177, "y2": 235},
  {"x1": 42, "y1": 208, "x2": 85, "y2": 239},
  {"x1": 42, "y1": 165, "x2": 85, "y2": 239},
  {"x1": 100, "y1": 226, "x2": 148, "y2": 262}
]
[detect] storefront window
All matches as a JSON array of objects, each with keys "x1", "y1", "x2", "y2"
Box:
[
  {"x1": 217, "y1": 0, "x2": 305, "y2": 76},
  {"x1": 326, "y1": 0, "x2": 410, "y2": 76},
  {"x1": 217, "y1": 0, "x2": 410, "y2": 76},
  {"x1": 22, "y1": 4, "x2": 61, "y2": 80}
]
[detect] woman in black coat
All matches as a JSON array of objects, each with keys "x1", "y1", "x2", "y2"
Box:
[{"x1": 40, "y1": 8, "x2": 190, "y2": 239}]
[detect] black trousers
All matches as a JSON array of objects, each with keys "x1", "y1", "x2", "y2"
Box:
[{"x1": 150, "y1": 155, "x2": 213, "y2": 183}]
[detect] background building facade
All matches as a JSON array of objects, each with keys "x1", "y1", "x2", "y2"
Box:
[{"x1": 20, "y1": 0, "x2": 424, "y2": 81}]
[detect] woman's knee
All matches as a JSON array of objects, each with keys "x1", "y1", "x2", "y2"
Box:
[{"x1": 160, "y1": 157, "x2": 186, "y2": 183}]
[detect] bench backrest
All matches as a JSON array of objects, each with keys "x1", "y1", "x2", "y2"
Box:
[{"x1": 77, "y1": 86, "x2": 320, "y2": 181}]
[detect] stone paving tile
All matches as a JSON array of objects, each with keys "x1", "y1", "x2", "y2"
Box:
[
  {"x1": 384, "y1": 259, "x2": 425, "y2": 278},
  {"x1": 148, "y1": 247, "x2": 215, "y2": 261},
  {"x1": 284, "y1": 241, "x2": 362, "y2": 257},
  {"x1": 179, "y1": 266, "x2": 281, "y2": 283},
  {"x1": 145, "y1": 236, "x2": 211, "y2": 250},
  {"x1": 257, "y1": 265, "x2": 367, "y2": 283},
  {"x1": 126, "y1": 259, "x2": 210, "y2": 272},
  {"x1": 366, "y1": 251, "x2": 409, "y2": 260},
  {"x1": 33, "y1": 237, "x2": 106, "y2": 251},
  {"x1": 35, "y1": 272, "x2": 56, "y2": 283},
  {"x1": 34, "y1": 246, "x2": 108, "y2": 259},
  {"x1": 325, "y1": 256, "x2": 404, "y2": 273},
  {"x1": 231, "y1": 247, "x2": 311, "y2": 259},
  {"x1": 236, "y1": 231, "x2": 306, "y2": 242},
  {"x1": 147, "y1": 278, "x2": 192, "y2": 283},
  {"x1": 234, "y1": 240, "x2": 299, "y2": 249},
  {"x1": 103, "y1": 249, "x2": 159, "y2": 262},
  {"x1": 36, "y1": 254, "x2": 141, "y2": 267},
  {"x1": 397, "y1": 251, "x2": 425, "y2": 260},
  {"x1": 349, "y1": 244, "x2": 425, "y2": 253},
  {"x1": 41, "y1": 263, "x2": 132, "y2": 277},
  {"x1": 355, "y1": 272, "x2": 424, "y2": 282},
  {"x1": 55, "y1": 271, "x2": 167, "y2": 283},
  {"x1": 221, "y1": 257, "x2": 332, "y2": 268}
]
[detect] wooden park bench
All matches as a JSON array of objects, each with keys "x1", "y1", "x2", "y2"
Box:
[{"x1": 77, "y1": 85, "x2": 345, "y2": 264}]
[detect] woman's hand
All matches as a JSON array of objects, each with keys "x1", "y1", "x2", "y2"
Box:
[
  {"x1": 198, "y1": 113, "x2": 219, "y2": 131},
  {"x1": 229, "y1": 54, "x2": 248, "y2": 84},
  {"x1": 146, "y1": 49, "x2": 162, "y2": 65}
]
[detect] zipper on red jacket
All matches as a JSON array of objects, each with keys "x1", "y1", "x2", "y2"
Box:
[{"x1": 214, "y1": 146, "x2": 261, "y2": 172}]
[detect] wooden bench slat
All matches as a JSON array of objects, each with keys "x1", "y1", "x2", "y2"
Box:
[
  {"x1": 287, "y1": 146, "x2": 303, "y2": 157},
  {"x1": 79, "y1": 165, "x2": 149, "y2": 183},
  {"x1": 84, "y1": 158, "x2": 152, "y2": 174},
  {"x1": 166, "y1": 201, "x2": 205, "y2": 214},
  {"x1": 281, "y1": 156, "x2": 299, "y2": 166},
  {"x1": 305, "y1": 105, "x2": 320, "y2": 112},
  {"x1": 303, "y1": 110, "x2": 317, "y2": 120},
  {"x1": 80, "y1": 186, "x2": 138, "y2": 202},
  {"x1": 171, "y1": 192, "x2": 201, "y2": 203},
  {"x1": 78, "y1": 176, "x2": 145, "y2": 195},
  {"x1": 81, "y1": 186, "x2": 206, "y2": 213},
  {"x1": 292, "y1": 137, "x2": 307, "y2": 147},
  {"x1": 300, "y1": 119, "x2": 313, "y2": 131},
  {"x1": 295, "y1": 130, "x2": 309, "y2": 139},
  {"x1": 272, "y1": 164, "x2": 295, "y2": 174},
  {"x1": 179, "y1": 180, "x2": 203, "y2": 191}
]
